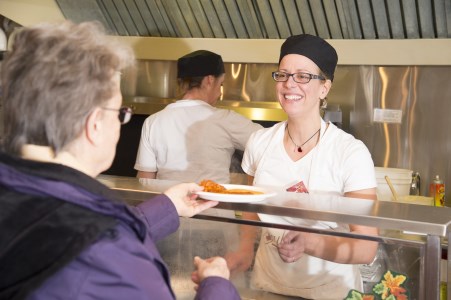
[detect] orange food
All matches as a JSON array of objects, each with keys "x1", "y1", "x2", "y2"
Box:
[
  {"x1": 224, "y1": 189, "x2": 263, "y2": 195},
  {"x1": 199, "y1": 180, "x2": 227, "y2": 193},
  {"x1": 199, "y1": 180, "x2": 263, "y2": 195}
]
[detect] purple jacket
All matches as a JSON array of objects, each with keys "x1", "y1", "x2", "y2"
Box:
[
  {"x1": 29, "y1": 197, "x2": 239, "y2": 300},
  {"x1": 0, "y1": 153, "x2": 240, "y2": 300}
]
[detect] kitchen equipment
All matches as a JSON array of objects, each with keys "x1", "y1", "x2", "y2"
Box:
[
  {"x1": 375, "y1": 167, "x2": 412, "y2": 201},
  {"x1": 383, "y1": 174, "x2": 433, "y2": 205},
  {"x1": 409, "y1": 172, "x2": 421, "y2": 195}
]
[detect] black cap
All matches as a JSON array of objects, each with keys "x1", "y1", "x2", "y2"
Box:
[
  {"x1": 177, "y1": 50, "x2": 225, "y2": 78},
  {"x1": 279, "y1": 34, "x2": 338, "y2": 81}
]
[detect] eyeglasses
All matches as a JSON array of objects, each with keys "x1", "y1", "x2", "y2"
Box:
[
  {"x1": 272, "y1": 71, "x2": 325, "y2": 84},
  {"x1": 101, "y1": 106, "x2": 133, "y2": 124}
]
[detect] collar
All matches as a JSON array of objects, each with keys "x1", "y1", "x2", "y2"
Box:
[
  {"x1": 0, "y1": 152, "x2": 146, "y2": 240},
  {"x1": 172, "y1": 99, "x2": 212, "y2": 107}
]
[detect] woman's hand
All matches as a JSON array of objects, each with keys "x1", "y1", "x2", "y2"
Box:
[
  {"x1": 164, "y1": 183, "x2": 218, "y2": 217},
  {"x1": 277, "y1": 231, "x2": 308, "y2": 263},
  {"x1": 191, "y1": 256, "x2": 230, "y2": 290},
  {"x1": 278, "y1": 226, "x2": 378, "y2": 264}
]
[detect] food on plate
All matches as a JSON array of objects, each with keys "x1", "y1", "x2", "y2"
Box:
[
  {"x1": 225, "y1": 188, "x2": 263, "y2": 195},
  {"x1": 199, "y1": 179, "x2": 227, "y2": 193},
  {"x1": 199, "y1": 180, "x2": 263, "y2": 195}
]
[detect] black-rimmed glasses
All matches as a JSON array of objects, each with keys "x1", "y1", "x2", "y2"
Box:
[
  {"x1": 272, "y1": 71, "x2": 325, "y2": 84},
  {"x1": 102, "y1": 106, "x2": 133, "y2": 125}
]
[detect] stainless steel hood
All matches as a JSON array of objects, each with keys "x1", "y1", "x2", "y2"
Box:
[{"x1": 55, "y1": 0, "x2": 450, "y2": 39}]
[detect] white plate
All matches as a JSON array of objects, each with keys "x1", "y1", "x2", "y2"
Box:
[{"x1": 196, "y1": 184, "x2": 276, "y2": 203}]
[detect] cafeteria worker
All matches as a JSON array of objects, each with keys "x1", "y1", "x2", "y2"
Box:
[{"x1": 227, "y1": 34, "x2": 379, "y2": 300}]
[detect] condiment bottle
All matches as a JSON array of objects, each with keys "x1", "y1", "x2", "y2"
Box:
[{"x1": 429, "y1": 175, "x2": 445, "y2": 207}]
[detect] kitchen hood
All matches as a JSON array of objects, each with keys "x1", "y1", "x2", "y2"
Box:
[{"x1": 55, "y1": 0, "x2": 450, "y2": 40}]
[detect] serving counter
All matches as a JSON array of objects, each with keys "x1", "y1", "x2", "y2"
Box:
[{"x1": 98, "y1": 175, "x2": 451, "y2": 300}]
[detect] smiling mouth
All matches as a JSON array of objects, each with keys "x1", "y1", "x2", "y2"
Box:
[{"x1": 284, "y1": 95, "x2": 303, "y2": 101}]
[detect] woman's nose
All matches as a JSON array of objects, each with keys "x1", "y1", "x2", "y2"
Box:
[{"x1": 283, "y1": 75, "x2": 298, "y2": 88}]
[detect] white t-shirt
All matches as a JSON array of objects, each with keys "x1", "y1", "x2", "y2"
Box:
[
  {"x1": 242, "y1": 120, "x2": 377, "y2": 300},
  {"x1": 135, "y1": 100, "x2": 262, "y2": 183}
]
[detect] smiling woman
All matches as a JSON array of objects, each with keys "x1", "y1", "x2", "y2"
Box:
[{"x1": 226, "y1": 34, "x2": 379, "y2": 300}]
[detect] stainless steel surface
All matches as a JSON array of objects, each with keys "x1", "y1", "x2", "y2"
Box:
[
  {"x1": 424, "y1": 235, "x2": 441, "y2": 300},
  {"x1": 98, "y1": 175, "x2": 451, "y2": 299},
  {"x1": 120, "y1": 61, "x2": 451, "y2": 205},
  {"x1": 99, "y1": 175, "x2": 167, "y2": 204},
  {"x1": 98, "y1": 175, "x2": 451, "y2": 236},
  {"x1": 216, "y1": 191, "x2": 451, "y2": 237},
  {"x1": 448, "y1": 231, "x2": 451, "y2": 300},
  {"x1": 123, "y1": 98, "x2": 287, "y2": 122},
  {"x1": 123, "y1": 61, "x2": 280, "y2": 101},
  {"x1": 121, "y1": 60, "x2": 360, "y2": 123},
  {"x1": 351, "y1": 66, "x2": 451, "y2": 204},
  {"x1": 55, "y1": 0, "x2": 451, "y2": 39}
]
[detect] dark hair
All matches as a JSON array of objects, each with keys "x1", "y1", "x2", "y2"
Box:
[
  {"x1": 176, "y1": 74, "x2": 223, "y2": 99},
  {"x1": 1, "y1": 21, "x2": 135, "y2": 155}
]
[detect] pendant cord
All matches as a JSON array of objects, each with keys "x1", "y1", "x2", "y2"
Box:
[{"x1": 286, "y1": 124, "x2": 320, "y2": 153}]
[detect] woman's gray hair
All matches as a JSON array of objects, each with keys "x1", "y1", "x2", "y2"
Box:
[{"x1": 1, "y1": 21, "x2": 135, "y2": 155}]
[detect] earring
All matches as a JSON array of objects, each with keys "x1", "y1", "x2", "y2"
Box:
[{"x1": 320, "y1": 97, "x2": 328, "y2": 110}]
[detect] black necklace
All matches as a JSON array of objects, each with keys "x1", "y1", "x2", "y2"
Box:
[{"x1": 286, "y1": 125, "x2": 320, "y2": 153}]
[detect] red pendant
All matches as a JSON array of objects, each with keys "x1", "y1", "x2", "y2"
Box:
[{"x1": 297, "y1": 147, "x2": 302, "y2": 152}]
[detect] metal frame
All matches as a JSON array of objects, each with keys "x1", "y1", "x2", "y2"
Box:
[{"x1": 99, "y1": 175, "x2": 451, "y2": 299}]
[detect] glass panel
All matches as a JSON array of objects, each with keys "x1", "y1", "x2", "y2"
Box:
[{"x1": 157, "y1": 217, "x2": 424, "y2": 299}]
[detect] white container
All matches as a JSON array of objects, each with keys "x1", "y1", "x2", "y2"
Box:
[{"x1": 375, "y1": 167, "x2": 413, "y2": 201}]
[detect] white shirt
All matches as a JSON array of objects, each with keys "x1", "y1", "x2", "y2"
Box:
[
  {"x1": 135, "y1": 100, "x2": 262, "y2": 183},
  {"x1": 242, "y1": 120, "x2": 377, "y2": 299}
]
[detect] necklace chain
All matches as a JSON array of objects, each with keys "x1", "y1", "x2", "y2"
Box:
[{"x1": 286, "y1": 124, "x2": 320, "y2": 153}]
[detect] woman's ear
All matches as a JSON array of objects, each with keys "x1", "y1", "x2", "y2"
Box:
[
  {"x1": 321, "y1": 80, "x2": 332, "y2": 99},
  {"x1": 204, "y1": 75, "x2": 215, "y2": 87},
  {"x1": 85, "y1": 107, "x2": 103, "y2": 145}
]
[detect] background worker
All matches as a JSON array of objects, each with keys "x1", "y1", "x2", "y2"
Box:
[{"x1": 134, "y1": 50, "x2": 262, "y2": 184}]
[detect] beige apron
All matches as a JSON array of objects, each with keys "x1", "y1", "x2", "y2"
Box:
[{"x1": 250, "y1": 121, "x2": 363, "y2": 300}]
